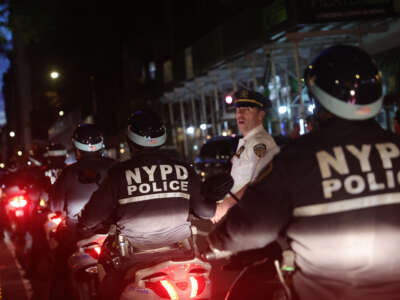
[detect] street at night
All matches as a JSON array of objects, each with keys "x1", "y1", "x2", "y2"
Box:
[{"x1": 1, "y1": 1, "x2": 400, "y2": 300}]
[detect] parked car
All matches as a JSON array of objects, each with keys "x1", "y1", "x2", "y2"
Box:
[{"x1": 195, "y1": 136, "x2": 240, "y2": 180}]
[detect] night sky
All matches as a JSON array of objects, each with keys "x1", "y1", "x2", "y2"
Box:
[{"x1": 3, "y1": 0, "x2": 272, "y2": 139}]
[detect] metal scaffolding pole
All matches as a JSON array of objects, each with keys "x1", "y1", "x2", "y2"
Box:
[
  {"x1": 209, "y1": 93, "x2": 216, "y2": 137},
  {"x1": 168, "y1": 101, "x2": 177, "y2": 149},
  {"x1": 200, "y1": 82, "x2": 207, "y2": 142},
  {"x1": 293, "y1": 41, "x2": 305, "y2": 121},
  {"x1": 229, "y1": 62, "x2": 238, "y2": 92},
  {"x1": 212, "y1": 75, "x2": 222, "y2": 136},
  {"x1": 190, "y1": 94, "x2": 198, "y2": 128},
  {"x1": 270, "y1": 51, "x2": 282, "y2": 135},
  {"x1": 179, "y1": 97, "x2": 189, "y2": 158},
  {"x1": 247, "y1": 54, "x2": 258, "y2": 90}
]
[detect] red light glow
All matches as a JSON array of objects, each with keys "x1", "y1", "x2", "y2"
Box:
[
  {"x1": 225, "y1": 95, "x2": 233, "y2": 104},
  {"x1": 51, "y1": 216, "x2": 62, "y2": 226},
  {"x1": 189, "y1": 276, "x2": 198, "y2": 298},
  {"x1": 9, "y1": 196, "x2": 27, "y2": 208},
  {"x1": 160, "y1": 280, "x2": 179, "y2": 300},
  {"x1": 94, "y1": 246, "x2": 101, "y2": 255}
]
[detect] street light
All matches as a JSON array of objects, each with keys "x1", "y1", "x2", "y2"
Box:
[
  {"x1": 278, "y1": 106, "x2": 287, "y2": 114},
  {"x1": 225, "y1": 95, "x2": 233, "y2": 104},
  {"x1": 59, "y1": 110, "x2": 64, "y2": 117},
  {"x1": 17, "y1": 150, "x2": 22, "y2": 156},
  {"x1": 9, "y1": 131, "x2": 15, "y2": 138},
  {"x1": 186, "y1": 126, "x2": 195, "y2": 135},
  {"x1": 50, "y1": 71, "x2": 59, "y2": 79}
]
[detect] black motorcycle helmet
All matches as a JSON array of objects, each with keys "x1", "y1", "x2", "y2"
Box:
[
  {"x1": 127, "y1": 110, "x2": 166, "y2": 149},
  {"x1": 72, "y1": 123, "x2": 104, "y2": 152},
  {"x1": 304, "y1": 45, "x2": 383, "y2": 120}
]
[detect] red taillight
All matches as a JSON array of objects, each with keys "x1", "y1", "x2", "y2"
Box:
[
  {"x1": 15, "y1": 210, "x2": 24, "y2": 217},
  {"x1": 175, "y1": 281, "x2": 188, "y2": 291},
  {"x1": 50, "y1": 216, "x2": 63, "y2": 226},
  {"x1": 9, "y1": 195, "x2": 28, "y2": 208},
  {"x1": 84, "y1": 246, "x2": 102, "y2": 259},
  {"x1": 144, "y1": 265, "x2": 208, "y2": 299},
  {"x1": 189, "y1": 276, "x2": 198, "y2": 298},
  {"x1": 146, "y1": 280, "x2": 179, "y2": 299},
  {"x1": 190, "y1": 276, "x2": 206, "y2": 298},
  {"x1": 94, "y1": 246, "x2": 101, "y2": 255},
  {"x1": 160, "y1": 280, "x2": 179, "y2": 299}
]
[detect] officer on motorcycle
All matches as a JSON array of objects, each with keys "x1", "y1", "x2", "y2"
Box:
[
  {"x1": 78, "y1": 109, "x2": 216, "y2": 300},
  {"x1": 208, "y1": 45, "x2": 400, "y2": 300},
  {"x1": 48, "y1": 123, "x2": 115, "y2": 300}
]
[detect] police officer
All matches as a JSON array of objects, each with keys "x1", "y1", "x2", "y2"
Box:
[
  {"x1": 78, "y1": 109, "x2": 215, "y2": 300},
  {"x1": 48, "y1": 124, "x2": 115, "y2": 300},
  {"x1": 208, "y1": 45, "x2": 400, "y2": 300},
  {"x1": 211, "y1": 88, "x2": 279, "y2": 223},
  {"x1": 49, "y1": 124, "x2": 114, "y2": 219}
]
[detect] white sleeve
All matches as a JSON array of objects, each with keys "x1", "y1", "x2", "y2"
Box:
[{"x1": 248, "y1": 137, "x2": 280, "y2": 182}]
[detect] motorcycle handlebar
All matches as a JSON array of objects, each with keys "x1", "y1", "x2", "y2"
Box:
[
  {"x1": 202, "y1": 249, "x2": 217, "y2": 261},
  {"x1": 201, "y1": 247, "x2": 232, "y2": 261}
]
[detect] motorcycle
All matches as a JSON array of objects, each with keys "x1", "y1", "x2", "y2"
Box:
[
  {"x1": 43, "y1": 211, "x2": 64, "y2": 249},
  {"x1": 4, "y1": 193, "x2": 30, "y2": 233},
  {"x1": 97, "y1": 225, "x2": 212, "y2": 300},
  {"x1": 68, "y1": 232, "x2": 107, "y2": 300},
  {"x1": 2, "y1": 189, "x2": 33, "y2": 269}
]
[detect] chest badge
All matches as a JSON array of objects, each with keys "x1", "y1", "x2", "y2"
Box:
[
  {"x1": 235, "y1": 145, "x2": 245, "y2": 158},
  {"x1": 254, "y1": 143, "x2": 267, "y2": 158}
]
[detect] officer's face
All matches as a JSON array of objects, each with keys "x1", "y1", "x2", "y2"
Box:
[{"x1": 236, "y1": 107, "x2": 264, "y2": 136}]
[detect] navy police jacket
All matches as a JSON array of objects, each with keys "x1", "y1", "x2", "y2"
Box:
[
  {"x1": 49, "y1": 155, "x2": 115, "y2": 221},
  {"x1": 79, "y1": 149, "x2": 215, "y2": 249},
  {"x1": 210, "y1": 119, "x2": 400, "y2": 300}
]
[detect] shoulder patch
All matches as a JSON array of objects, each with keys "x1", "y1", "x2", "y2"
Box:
[{"x1": 253, "y1": 143, "x2": 267, "y2": 158}]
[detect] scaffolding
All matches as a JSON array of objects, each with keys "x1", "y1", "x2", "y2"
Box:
[{"x1": 160, "y1": 1, "x2": 400, "y2": 160}]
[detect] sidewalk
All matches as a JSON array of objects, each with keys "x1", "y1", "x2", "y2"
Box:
[{"x1": 0, "y1": 232, "x2": 32, "y2": 300}]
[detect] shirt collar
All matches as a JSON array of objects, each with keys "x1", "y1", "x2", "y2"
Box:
[{"x1": 242, "y1": 124, "x2": 265, "y2": 142}]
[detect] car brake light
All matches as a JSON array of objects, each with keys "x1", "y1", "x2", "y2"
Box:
[{"x1": 10, "y1": 195, "x2": 28, "y2": 208}]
